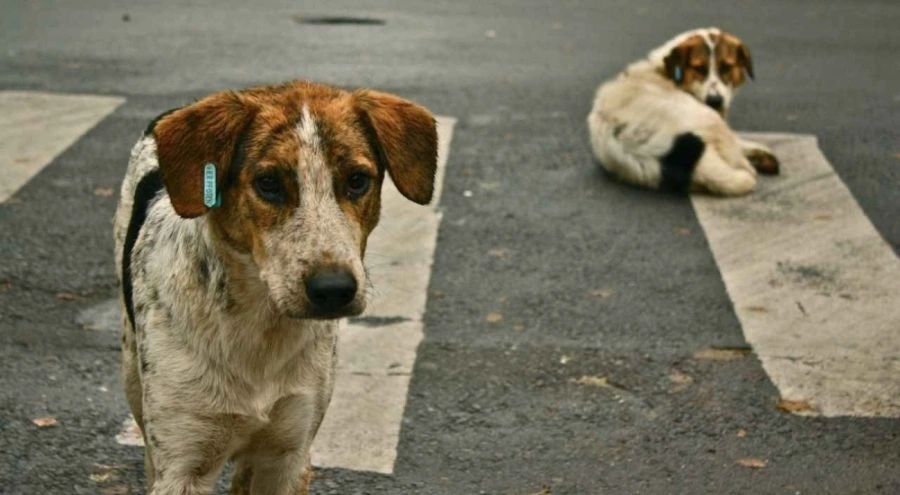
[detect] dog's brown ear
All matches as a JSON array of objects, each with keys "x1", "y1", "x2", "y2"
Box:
[
  {"x1": 737, "y1": 42, "x2": 755, "y2": 80},
  {"x1": 152, "y1": 92, "x2": 255, "y2": 218},
  {"x1": 354, "y1": 90, "x2": 438, "y2": 205},
  {"x1": 663, "y1": 44, "x2": 690, "y2": 84}
]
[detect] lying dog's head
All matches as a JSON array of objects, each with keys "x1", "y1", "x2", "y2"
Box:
[
  {"x1": 150, "y1": 81, "x2": 437, "y2": 320},
  {"x1": 655, "y1": 28, "x2": 754, "y2": 117}
]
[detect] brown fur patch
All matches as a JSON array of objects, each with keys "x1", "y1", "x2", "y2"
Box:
[
  {"x1": 716, "y1": 33, "x2": 754, "y2": 85},
  {"x1": 153, "y1": 92, "x2": 255, "y2": 218},
  {"x1": 663, "y1": 35, "x2": 711, "y2": 88},
  {"x1": 154, "y1": 81, "x2": 437, "y2": 259},
  {"x1": 746, "y1": 148, "x2": 780, "y2": 175},
  {"x1": 662, "y1": 31, "x2": 754, "y2": 90},
  {"x1": 353, "y1": 90, "x2": 439, "y2": 205}
]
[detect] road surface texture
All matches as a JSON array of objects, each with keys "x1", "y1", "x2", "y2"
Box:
[{"x1": 1, "y1": 0, "x2": 898, "y2": 494}]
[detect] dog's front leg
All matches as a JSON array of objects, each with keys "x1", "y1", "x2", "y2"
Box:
[
  {"x1": 240, "y1": 449, "x2": 313, "y2": 495},
  {"x1": 739, "y1": 138, "x2": 780, "y2": 175},
  {"x1": 143, "y1": 409, "x2": 234, "y2": 495}
]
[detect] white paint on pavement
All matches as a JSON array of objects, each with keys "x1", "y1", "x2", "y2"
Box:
[
  {"x1": 692, "y1": 132, "x2": 900, "y2": 417},
  {"x1": 311, "y1": 117, "x2": 456, "y2": 473},
  {"x1": 0, "y1": 91, "x2": 125, "y2": 202}
]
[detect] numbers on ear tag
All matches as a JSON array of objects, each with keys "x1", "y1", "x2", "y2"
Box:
[{"x1": 203, "y1": 163, "x2": 221, "y2": 208}]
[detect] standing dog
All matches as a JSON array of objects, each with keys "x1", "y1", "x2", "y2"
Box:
[
  {"x1": 587, "y1": 27, "x2": 779, "y2": 195},
  {"x1": 114, "y1": 81, "x2": 438, "y2": 494}
]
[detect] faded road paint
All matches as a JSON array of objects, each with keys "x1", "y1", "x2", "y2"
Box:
[
  {"x1": 0, "y1": 91, "x2": 124, "y2": 202},
  {"x1": 692, "y1": 133, "x2": 900, "y2": 417}
]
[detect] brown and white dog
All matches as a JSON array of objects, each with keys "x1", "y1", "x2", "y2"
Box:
[
  {"x1": 587, "y1": 27, "x2": 779, "y2": 195},
  {"x1": 113, "y1": 81, "x2": 437, "y2": 494}
]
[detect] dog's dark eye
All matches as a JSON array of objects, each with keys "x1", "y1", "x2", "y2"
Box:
[
  {"x1": 719, "y1": 63, "x2": 732, "y2": 73},
  {"x1": 253, "y1": 174, "x2": 286, "y2": 204},
  {"x1": 347, "y1": 172, "x2": 371, "y2": 200}
]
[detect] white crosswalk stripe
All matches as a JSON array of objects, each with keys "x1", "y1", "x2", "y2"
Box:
[
  {"x1": 0, "y1": 91, "x2": 124, "y2": 203},
  {"x1": 311, "y1": 117, "x2": 456, "y2": 473},
  {"x1": 692, "y1": 133, "x2": 900, "y2": 417}
]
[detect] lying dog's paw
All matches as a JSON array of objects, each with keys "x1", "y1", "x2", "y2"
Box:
[{"x1": 746, "y1": 149, "x2": 780, "y2": 176}]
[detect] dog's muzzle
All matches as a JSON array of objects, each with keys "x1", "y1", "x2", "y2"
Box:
[
  {"x1": 705, "y1": 94, "x2": 725, "y2": 112},
  {"x1": 305, "y1": 270, "x2": 358, "y2": 316}
]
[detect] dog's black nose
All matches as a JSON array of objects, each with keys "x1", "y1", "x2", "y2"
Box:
[
  {"x1": 705, "y1": 94, "x2": 725, "y2": 110},
  {"x1": 306, "y1": 271, "x2": 358, "y2": 313}
]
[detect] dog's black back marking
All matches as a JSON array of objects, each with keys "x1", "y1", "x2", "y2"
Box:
[
  {"x1": 143, "y1": 107, "x2": 181, "y2": 136},
  {"x1": 659, "y1": 132, "x2": 705, "y2": 193},
  {"x1": 122, "y1": 170, "x2": 164, "y2": 330}
]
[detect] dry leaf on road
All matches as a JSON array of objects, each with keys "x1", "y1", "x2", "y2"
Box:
[
  {"x1": 777, "y1": 398, "x2": 815, "y2": 414},
  {"x1": 32, "y1": 416, "x2": 58, "y2": 427},
  {"x1": 668, "y1": 372, "x2": 693, "y2": 392},
  {"x1": 488, "y1": 248, "x2": 509, "y2": 259},
  {"x1": 93, "y1": 187, "x2": 114, "y2": 197},
  {"x1": 485, "y1": 312, "x2": 503, "y2": 323},
  {"x1": 736, "y1": 429, "x2": 748, "y2": 438},
  {"x1": 692, "y1": 347, "x2": 751, "y2": 361},
  {"x1": 736, "y1": 458, "x2": 767, "y2": 469},
  {"x1": 573, "y1": 375, "x2": 610, "y2": 388},
  {"x1": 55, "y1": 292, "x2": 84, "y2": 302},
  {"x1": 588, "y1": 289, "x2": 614, "y2": 298}
]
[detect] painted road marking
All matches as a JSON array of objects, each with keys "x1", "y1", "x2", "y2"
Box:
[
  {"x1": 0, "y1": 91, "x2": 125, "y2": 203},
  {"x1": 311, "y1": 117, "x2": 456, "y2": 473},
  {"x1": 97, "y1": 117, "x2": 457, "y2": 474},
  {"x1": 692, "y1": 132, "x2": 900, "y2": 417}
]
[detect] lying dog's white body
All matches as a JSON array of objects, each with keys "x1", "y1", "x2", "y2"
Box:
[
  {"x1": 587, "y1": 27, "x2": 779, "y2": 195},
  {"x1": 114, "y1": 81, "x2": 438, "y2": 494}
]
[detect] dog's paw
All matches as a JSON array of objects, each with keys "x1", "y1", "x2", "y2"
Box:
[{"x1": 746, "y1": 149, "x2": 780, "y2": 175}]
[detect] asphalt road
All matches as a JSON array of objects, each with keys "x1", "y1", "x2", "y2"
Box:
[{"x1": 1, "y1": 0, "x2": 899, "y2": 494}]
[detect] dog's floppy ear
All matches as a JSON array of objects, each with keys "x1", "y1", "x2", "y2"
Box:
[
  {"x1": 663, "y1": 45, "x2": 690, "y2": 84},
  {"x1": 737, "y1": 42, "x2": 755, "y2": 80},
  {"x1": 151, "y1": 92, "x2": 255, "y2": 218},
  {"x1": 354, "y1": 90, "x2": 438, "y2": 205}
]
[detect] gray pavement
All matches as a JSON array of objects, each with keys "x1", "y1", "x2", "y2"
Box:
[{"x1": 1, "y1": 0, "x2": 899, "y2": 494}]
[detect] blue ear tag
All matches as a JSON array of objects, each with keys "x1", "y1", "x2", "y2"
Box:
[
  {"x1": 673, "y1": 66, "x2": 683, "y2": 83},
  {"x1": 203, "y1": 163, "x2": 221, "y2": 208}
]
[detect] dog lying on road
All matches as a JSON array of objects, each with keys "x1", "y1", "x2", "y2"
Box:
[
  {"x1": 114, "y1": 81, "x2": 438, "y2": 494},
  {"x1": 587, "y1": 27, "x2": 779, "y2": 195}
]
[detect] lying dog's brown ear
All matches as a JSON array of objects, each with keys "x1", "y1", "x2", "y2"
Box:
[
  {"x1": 663, "y1": 44, "x2": 690, "y2": 83},
  {"x1": 737, "y1": 42, "x2": 754, "y2": 80},
  {"x1": 152, "y1": 92, "x2": 255, "y2": 218},
  {"x1": 354, "y1": 90, "x2": 438, "y2": 205}
]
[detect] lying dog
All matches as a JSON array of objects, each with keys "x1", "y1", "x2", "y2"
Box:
[
  {"x1": 587, "y1": 27, "x2": 779, "y2": 195},
  {"x1": 113, "y1": 81, "x2": 437, "y2": 494}
]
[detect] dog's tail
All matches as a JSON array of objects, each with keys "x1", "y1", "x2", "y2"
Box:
[{"x1": 658, "y1": 132, "x2": 705, "y2": 193}]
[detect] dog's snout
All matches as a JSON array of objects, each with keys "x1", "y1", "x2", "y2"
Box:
[
  {"x1": 705, "y1": 94, "x2": 724, "y2": 111},
  {"x1": 305, "y1": 271, "x2": 358, "y2": 313}
]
